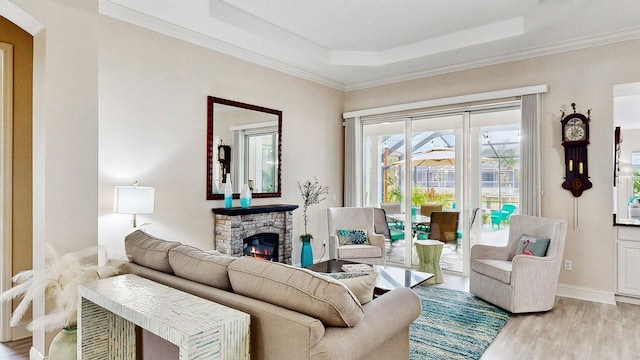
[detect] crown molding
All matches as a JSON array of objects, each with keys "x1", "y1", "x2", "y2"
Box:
[
  {"x1": 0, "y1": 1, "x2": 44, "y2": 35},
  {"x1": 98, "y1": 0, "x2": 346, "y2": 91},
  {"x1": 346, "y1": 27, "x2": 640, "y2": 91}
]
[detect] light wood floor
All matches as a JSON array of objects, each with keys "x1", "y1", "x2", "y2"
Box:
[
  {"x1": 438, "y1": 274, "x2": 640, "y2": 360},
  {"x1": 1, "y1": 274, "x2": 639, "y2": 360},
  {"x1": 0, "y1": 336, "x2": 29, "y2": 359}
]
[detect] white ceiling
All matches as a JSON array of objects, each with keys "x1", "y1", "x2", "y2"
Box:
[{"x1": 99, "y1": 0, "x2": 640, "y2": 90}]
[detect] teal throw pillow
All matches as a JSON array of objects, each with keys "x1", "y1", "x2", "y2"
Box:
[
  {"x1": 336, "y1": 229, "x2": 369, "y2": 245},
  {"x1": 516, "y1": 235, "x2": 550, "y2": 257}
]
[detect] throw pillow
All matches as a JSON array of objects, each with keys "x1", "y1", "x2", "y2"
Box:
[
  {"x1": 516, "y1": 235, "x2": 551, "y2": 257},
  {"x1": 337, "y1": 229, "x2": 369, "y2": 245},
  {"x1": 325, "y1": 272, "x2": 378, "y2": 304}
]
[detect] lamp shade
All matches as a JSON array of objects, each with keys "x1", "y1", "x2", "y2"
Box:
[{"x1": 113, "y1": 186, "x2": 155, "y2": 214}]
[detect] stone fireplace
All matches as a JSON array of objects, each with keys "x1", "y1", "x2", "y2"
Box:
[{"x1": 212, "y1": 204, "x2": 298, "y2": 264}]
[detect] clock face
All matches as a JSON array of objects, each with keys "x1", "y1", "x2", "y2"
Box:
[
  {"x1": 564, "y1": 117, "x2": 587, "y2": 142},
  {"x1": 565, "y1": 124, "x2": 586, "y2": 141}
]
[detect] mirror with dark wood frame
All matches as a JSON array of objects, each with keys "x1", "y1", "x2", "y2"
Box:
[
  {"x1": 207, "y1": 96, "x2": 282, "y2": 200},
  {"x1": 613, "y1": 82, "x2": 640, "y2": 226}
]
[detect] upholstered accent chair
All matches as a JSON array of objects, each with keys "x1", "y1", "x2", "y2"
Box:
[
  {"x1": 470, "y1": 214, "x2": 567, "y2": 313},
  {"x1": 328, "y1": 207, "x2": 386, "y2": 265}
]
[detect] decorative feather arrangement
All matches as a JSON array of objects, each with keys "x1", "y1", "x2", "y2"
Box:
[{"x1": 0, "y1": 244, "x2": 122, "y2": 331}]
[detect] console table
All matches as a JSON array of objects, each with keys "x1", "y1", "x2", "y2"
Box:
[{"x1": 77, "y1": 274, "x2": 250, "y2": 359}]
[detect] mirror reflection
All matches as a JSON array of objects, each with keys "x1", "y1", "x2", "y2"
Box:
[
  {"x1": 207, "y1": 97, "x2": 281, "y2": 200},
  {"x1": 613, "y1": 83, "x2": 640, "y2": 225}
]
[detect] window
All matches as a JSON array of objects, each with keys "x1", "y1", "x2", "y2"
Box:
[{"x1": 344, "y1": 87, "x2": 545, "y2": 274}]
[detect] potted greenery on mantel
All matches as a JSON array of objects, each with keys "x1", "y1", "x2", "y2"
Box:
[{"x1": 298, "y1": 177, "x2": 329, "y2": 267}]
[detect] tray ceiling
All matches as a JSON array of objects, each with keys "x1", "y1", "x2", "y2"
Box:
[{"x1": 100, "y1": 0, "x2": 640, "y2": 90}]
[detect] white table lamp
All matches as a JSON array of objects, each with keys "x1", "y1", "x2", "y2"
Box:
[{"x1": 114, "y1": 182, "x2": 155, "y2": 228}]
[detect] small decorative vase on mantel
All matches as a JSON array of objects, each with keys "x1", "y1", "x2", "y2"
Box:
[
  {"x1": 300, "y1": 235, "x2": 313, "y2": 267},
  {"x1": 48, "y1": 326, "x2": 77, "y2": 360}
]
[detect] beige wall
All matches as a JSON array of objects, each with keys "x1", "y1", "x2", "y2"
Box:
[
  {"x1": 345, "y1": 39, "x2": 640, "y2": 293},
  {"x1": 0, "y1": 16, "x2": 32, "y2": 280},
  {"x1": 98, "y1": 16, "x2": 345, "y2": 261},
  {"x1": 9, "y1": 0, "x2": 100, "y2": 355}
]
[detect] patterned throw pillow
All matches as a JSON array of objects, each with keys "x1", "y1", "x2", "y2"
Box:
[
  {"x1": 516, "y1": 235, "x2": 551, "y2": 257},
  {"x1": 336, "y1": 229, "x2": 369, "y2": 245}
]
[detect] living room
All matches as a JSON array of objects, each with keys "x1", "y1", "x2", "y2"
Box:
[{"x1": 1, "y1": 0, "x2": 640, "y2": 358}]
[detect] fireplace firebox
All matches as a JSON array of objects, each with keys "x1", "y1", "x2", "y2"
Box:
[{"x1": 243, "y1": 233, "x2": 279, "y2": 261}]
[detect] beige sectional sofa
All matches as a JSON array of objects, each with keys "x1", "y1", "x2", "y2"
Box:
[{"x1": 121, "y1": 230, "x2": 422, "y2": 360}]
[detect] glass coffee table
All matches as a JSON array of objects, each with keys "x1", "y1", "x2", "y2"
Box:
[{"x1": 306, "y1": 259, "x2": 434, "y2": 296}]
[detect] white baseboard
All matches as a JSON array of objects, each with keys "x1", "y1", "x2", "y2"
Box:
[
  {"x1": 29, "y1": 346, "x2": 44, "y2": 360},
  {"x1": 615, "y1": 294, "x2": 640, "y2": 305},
  {"x1": 556, "y1": 283, "x2": 616, "y2": 305}
]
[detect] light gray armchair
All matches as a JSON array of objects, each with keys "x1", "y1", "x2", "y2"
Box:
[
  {"x1": 470, "y1": 214, "x2": 567, "y2": 313},
  {"x1": 328, "y1": 207, "x2": 385, "y2": 265}
]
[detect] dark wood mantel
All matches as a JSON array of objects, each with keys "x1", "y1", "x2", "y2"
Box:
[{"x1": 211, "y1": 204, "x2": 298, "y2": 216}]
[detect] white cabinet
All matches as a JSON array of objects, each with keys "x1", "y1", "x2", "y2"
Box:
[{"x1": 617, "y1": 227, "x2": 640, "y2": 297}]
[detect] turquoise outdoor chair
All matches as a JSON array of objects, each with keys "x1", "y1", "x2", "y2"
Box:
[
  {"x1": 373, "y1": 207, "x2": 405, "y2": 254},
  {"x1": 491, "y1": 204, "x2": 517, "y2": 228}
]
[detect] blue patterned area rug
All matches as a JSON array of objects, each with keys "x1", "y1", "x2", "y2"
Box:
[{"x1": 410, "y1": 285, "x2": 510, "y2": 360}]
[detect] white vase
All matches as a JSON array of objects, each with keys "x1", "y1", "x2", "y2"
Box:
[
  {"x1": 224, "y1": 174, "x2": 233, "y2": 208},
  {"x1": 49, "y1": 326, "x2": 77, "y2": 360},
  {"x1": 240, "y1": 183, "x2": 252, "y2": 208}
]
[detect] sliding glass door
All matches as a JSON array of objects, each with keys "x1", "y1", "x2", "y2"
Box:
[
  {"x1": 469, "y1": 109, "x2": 522, "y2": 251},
  {"x1": 409, "y1": 116, "x2": 462, "y2": 270},
  {"x1": 360, "y1": 104, "x2": 521, "y2": 274}
]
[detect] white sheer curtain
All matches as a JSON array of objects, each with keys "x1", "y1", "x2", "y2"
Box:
[
  {"x1": 519, "y1": 93, "x2": 542, "y2": 216},
  {"x1": 343, "y1": 116, "x2": 361, "y2": 207}
]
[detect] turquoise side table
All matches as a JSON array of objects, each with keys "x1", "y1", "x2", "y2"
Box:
[{"x1": 414, "y1": 240, "x2": 444, "y2": 284}]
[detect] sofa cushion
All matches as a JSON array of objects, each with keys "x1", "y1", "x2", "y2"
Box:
[
  {"x1": 472, "y1": 259, "x2": 512, "y2": 284},
  {"x1": 325, "y1": 272, "x2": 378, "y2": 304},
  {"x1": 169, "y1": 245, "x2": 236, "y2": 291},
  {"x1": 228, "y1": 256, "x2": 364, "y2": 327},
  {"x1": 337, "y1": 244, "x2": 382, "y2": 259},
  {"x1": 125, "y1": 230, "x2": 182, "y2": 274}
]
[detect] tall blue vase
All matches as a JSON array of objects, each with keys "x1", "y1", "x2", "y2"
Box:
[{"x1": 300, "y1": 236, "x2": 313, "y2": 267}]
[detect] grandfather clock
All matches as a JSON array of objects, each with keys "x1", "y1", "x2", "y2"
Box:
[
  {"x1": 218, "y1": 144, "x2": 231, "y2": 181},
  {"x1": 561, "y1": 103, "x2": 592, "y2": 197}
]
